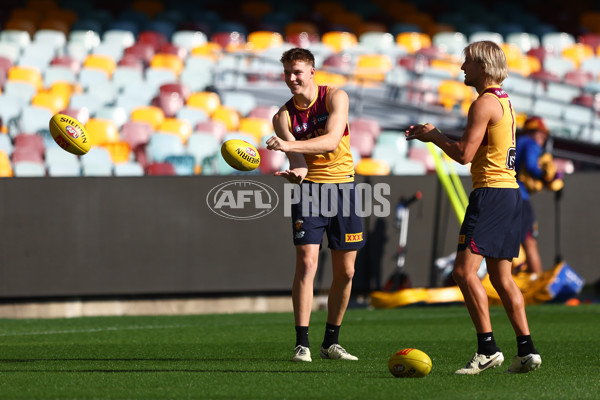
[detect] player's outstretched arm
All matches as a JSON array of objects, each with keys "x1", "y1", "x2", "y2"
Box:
[{"x1": 405, "y1": 95, "x2": 497, "y2": 165}]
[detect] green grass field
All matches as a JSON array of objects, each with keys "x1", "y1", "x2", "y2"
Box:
[{"x1": 1, "y1": 304, "x2": 599, "y2": 399}]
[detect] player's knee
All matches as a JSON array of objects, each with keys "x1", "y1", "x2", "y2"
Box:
[
  {"x1": 335, "y1": 266, "x2": 354, "y2": 282},
  {"x1": 451, "y1": 268, "x2": 467, "y2": 284},
  {"x1": 295, "y1": 254, "x2": 318, "y2": 277}
]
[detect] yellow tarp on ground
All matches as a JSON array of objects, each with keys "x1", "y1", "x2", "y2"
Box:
[
  {"x1": 483, "y1": 261, "x2": 581, "y2": 305},
  {"x1": 370, "y1": 262, "x2": 583, "y2": 308},
  {"x1": 370, "y1": 286, "x2": 464, "y2": 309}
]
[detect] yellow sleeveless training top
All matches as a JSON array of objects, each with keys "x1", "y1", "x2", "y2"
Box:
[
  {"x1": 284, "y1": 85, "x2": 354, "y2": 183},
  {"x1": 470, "y1": 85, "x2": 519, "y2": 189}
]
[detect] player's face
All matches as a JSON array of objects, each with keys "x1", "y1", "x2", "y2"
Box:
[
  {"x1": 461, "y1": 54, "x2": 483, "y2": 87},
  {"x1": 283, "y1": 60, "x2": 315, "y2": 94}
]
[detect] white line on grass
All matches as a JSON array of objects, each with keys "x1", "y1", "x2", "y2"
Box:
[{"x1": 0, "y1": 324, "x2": 199, "y2": 337}]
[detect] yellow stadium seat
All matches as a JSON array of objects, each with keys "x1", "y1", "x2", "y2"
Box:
[
  {"x1": 430, "y1": 57, "x2": 463, "y2": 77},
  {"x1": 101, "y1": 141, "x2": 131, "y2": 164},
  {"x1": 83, "y1": 54, "x2": 117, "y2": 77},
  {"x1": 190, "y1": 42, "x2": 222, "y2": 60},
  {"x1": 85, "y1": 119, "x2": 120, "y2": 146},
  {"x1": 246, "y1": 31, "x2": 284, "y2": 51},
  {"x1": 50, "y1": 81, "x2": 80, "y2": 106},
  {"x1": 322, "y1": 31, "x2": 358, "y2": 53},
  {"x1": 314, "y1": 71, "x2": 347, "y2": 87},
  {"x1": 157, "y1": 118, "x2": 193, "y2": 143},
  {"x1": 396, "y1": 32, "x2": 432, "y2": 54},
  {"x1": 562, "y1": 43, "x2": 594, "y2": 68},
  {"x1": 8, "y1": 66, "x2": 42, "y2": 90},
  {"x1": 500, "y1": 43, "x2": 523, "y2": 64},
  {"x1": 438, "y1": 80, "x2": 476, "y2": 114},
  {"x1": 355, "y1": 158, "x2": 390, "y2": 176},
  {"x1": 31, "y1": 91, "x2": 67, "y2": 114},
  {"x1": 130, "y1": 106, "x2": 165, "y2": 130},
  {"x1": 507, "y1": 54, "x2": 541, "y2": 77},
  {"x1": 187, "y1": 91, "x2": 221, "y2": 115},
  {"x1": 211, "y1": 106, "x2": 240, "y2": 131},
  {"x1": 0, "y1": 150, "x2": 14, "y2": 177},
  {"x1": 525, "y1": 55, "x2": 542, "y2": 74},
  {"x1": 239, "y1": 117, "x2": 273, "y2": 143},
  {"x1": 150, "y1": 53, "x2": 184, "y2": 76},
  {"x1": 354, "y1": 54, "x2": 393, "y2": 83}
]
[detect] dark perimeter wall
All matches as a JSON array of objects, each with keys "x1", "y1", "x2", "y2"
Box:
[{"x1": 0, "y1": 173, "x2": 597, "y2": 299}]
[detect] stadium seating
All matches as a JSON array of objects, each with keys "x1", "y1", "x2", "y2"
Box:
[
  {"x1": 81, "y1": 147, "x2": 114, "y2": 176},
  {"x1": 146, "y1": 161, "x2": 177, "y2": 175},
  {"x1": 146, "y1": 133, "x2": 185, "y2": 163},
  {"x1": 13, "y1": 161, "x2": 46, "y2": 177},
  {"x1": 211, "y1": 105, "x2": 240, "y2": 131},
  {"x1": 0, "y1": 150, "x2": 14, "y2": 177},
  {"x1": 114, "y1": 161, "x2": 144, "y2": 176},
  {"x1": 156, "y1": 118, "x2": 192, "y2": 143},
  {"x1": 0, "y1": 0, "x2": 597, "y2": 178},
  {"x1": 165, "y1": 154, "x2": 195, "y2": 175},
  {"x1": 238, "y1": 117, "x2": 273, "y2": 144},
  {"x1": 84, "y1": 119, "x2": 119, "y2": 146}
]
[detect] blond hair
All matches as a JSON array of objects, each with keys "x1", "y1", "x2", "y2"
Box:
[{"x1": 464, "y1": 41, "x2": 508, "y2": 84}]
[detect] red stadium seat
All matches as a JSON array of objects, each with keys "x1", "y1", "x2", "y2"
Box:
[
  {"x1": 50, "y1": 55, "x2": 80, "y2": 74},
  {"x1": 257, "y1": 147, "x2": 285, "y2": 174},
  {"x1": 11, "y1": 146, "x2": 44, "y2": 164},
  {"x1": 564, "y1": 69, "x2": 595, "y2": 87},
  {"x1": 146, "y1": 161, "x2": 176, "y2": 176},
  {"x1": 195, "y1": 120, "x2": 227, "y2": 141},
  {"x1": 121, "y1": 121, "x2": 153, "y2": 149},
  {"x1": 123, "y1": 43, "x2": 155, "y2": 65},
  {"x1": 248, "y1": 105, "x2": 278, "y2": 120},
  {"x1": 350, "y1": 117, "x2": 381, "y2": 139},
  {"x1": 210, "y1": 32, "x2": 246, "y2": 51},
  {"x1": 14, "y1": 133, "x2": 45, "y2": 156},
  {"x1": 158, "y1": 43, "x2": 187, "y2": 60},
  {"x1": 349, "y1": 134, "x2": 375, "y2": 158},
  {"x1": 138, "y1": 30, "x2": 169, "y2": 52}
]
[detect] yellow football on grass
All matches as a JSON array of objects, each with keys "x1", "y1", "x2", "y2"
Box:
[
  {"x1": 388, "y1": 348, "x2": 432, "y2": 378},
  {"x1": 221, "y1": 139, "x2": 260, "y2": 171},
  {"x1": 49, "y1": 113, "x2": 91, "y2": 155}
]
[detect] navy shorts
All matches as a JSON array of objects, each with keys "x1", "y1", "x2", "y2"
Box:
[
  {"x1": 520, "y1": 198, "x2": 538, "y2": 242},
  {"x1": 457, "y1": 187, "x2": 522, "y2": 259},
  {"x1": 290, "y1": 181, "x2": 365, "y2": 250}
]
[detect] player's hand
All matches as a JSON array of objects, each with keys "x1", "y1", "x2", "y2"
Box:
[
  {"x1": 274, "y1": 168, "x2": 307, "y2": 184},
  {"x1": 405, "y1": 123, "x2": 438, "y2": 142},
  {"x1": 266, "y1": 135, "x2": 289, "y2": 152}
]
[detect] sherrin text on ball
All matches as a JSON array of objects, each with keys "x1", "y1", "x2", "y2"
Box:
[
  {"x1": 49, "y1": 113, "x2": 91, "y2": 155},
  {"x1": 221, "y1": 139, "x2": 261, "y2": 171}
]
